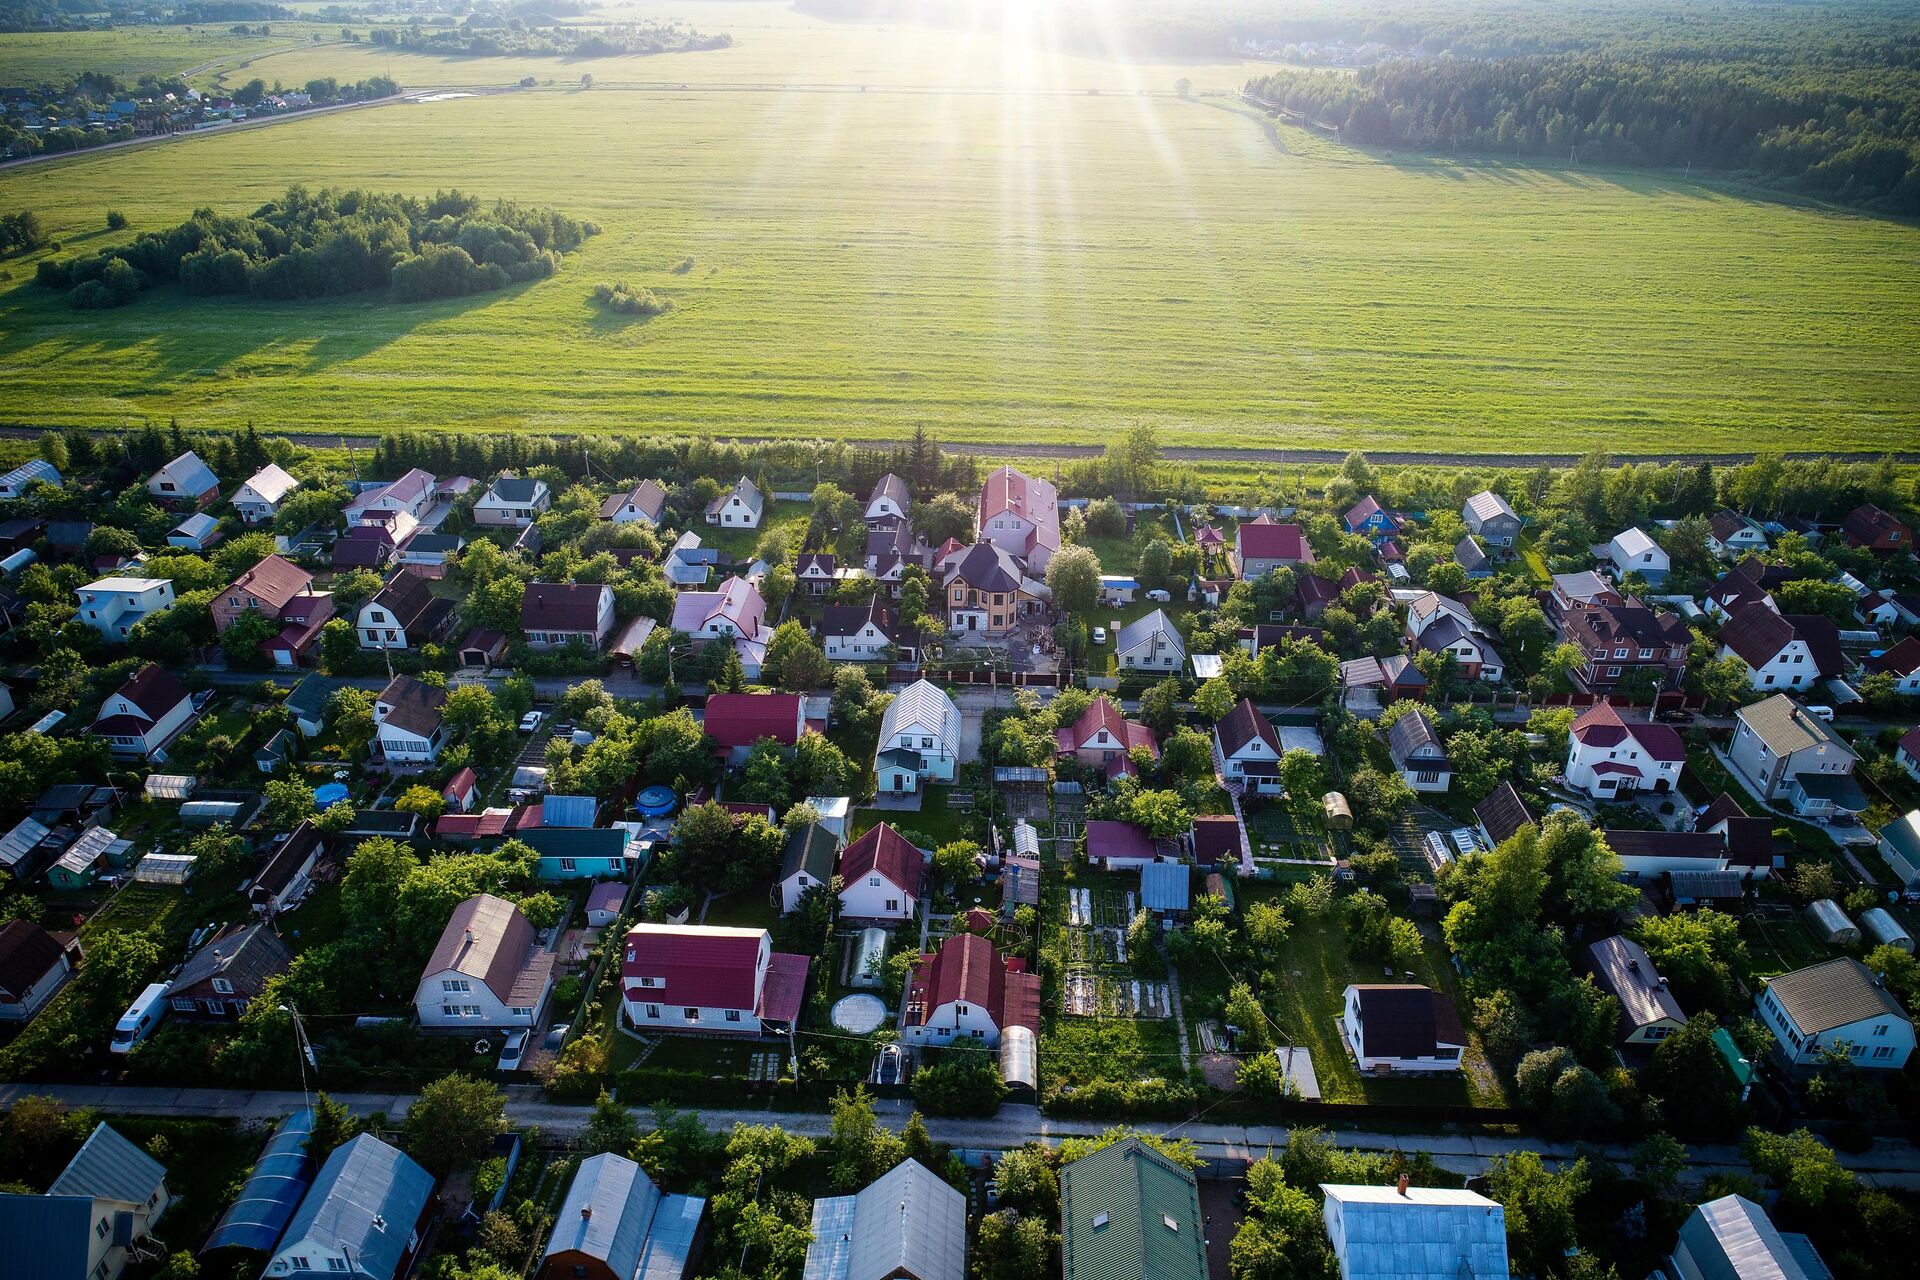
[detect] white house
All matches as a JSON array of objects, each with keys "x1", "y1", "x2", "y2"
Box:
[
  {"x1": 1756, "y1": 957, "x2": 1914, "y2": 1071},
  {"x1": 1322, "y1": 1184, "x2": 1507, "y2": 1280},
  {"x1": 1864, "y1": 637, "x2": 1920, "y2": 696},
  {"x1": 705, "y1": 475, "x2": 765, "y2": 529},
  {"x1": 413, "y1": 894, "x2": 555, "y2": 1030},
  {"x1": 91, "y1": 665, "x2": 195, "y2": 759},
  {"x1": 775, "y1": 822, "x2": 840, "y2": 915},
  {"x1": 1563, "y1": 702, "x2": 1685, "y2": 798},
  {"x1": 166, "y1": 512, "x2": 221, "y2": 551},
  {"x1": 1386, "y1": 710, "x2": 1451, "y2": 794},
  {"x1": 344, "y1": 468, "x2": 436, "y2": 522},
  {"x1": 1716, "y1": 604, "x2": 1841, "y2": 692},
  {"x1": 1707, "y1": 510, "x2": 1768, "y2": 559},
  {"x1": 232, "y1": 463, "x2": 301, "y2": 524},
  {"x1": 74, "y1": 576, "x2": 175, "y2": 640},
  {"x1": 26, "y1": 1124, "x2": 173, "y2": 1280},
  {"x1": 264, "y1": 1135, "x2": 434, "y2": 1280},
  {"x1": 619, "y1": 924, "x2": 808, "y2": 1035},
  {"x1": 1461, "y1": 490, "x2": 1522, "y2": 548},
  {"x1": 874, "y1": 679, "x2": 960, "y2": 794},
  {"x1": 901, "y1": 931, "x2": 1039, "y2": 1048},
  {"x1": 373, "y1": 675, "x2": 447, "y2": 763},
  {"x1": 1214, "y1": 698, "x2": 1283, "y2": 794},
  {"x1": 976, "y1": 465, "x2": 1060, "y2": 570},
  {"x1": 1606, "y1": 527, "x2": 1670, "y2": 583},
  {"x1": 837, "y1": 822, "x2": 925, "y2": 923},
  {"x1": 523, "y1": 582, "x2": 618, "y2": 650},
  {"x1": 599, "y1": 479, "x2": 667, "y2": 525},
  {"x1": 1115, "y1": 608, "x2": 1185, "y2": 673},
  {"x1": 668, "y1": 576, "x2": 767, "y2": 675},
  {"x1": 473, "y1": 475, "x2": 552, "y2": 528},
  {"x1": 147, "y1": 450, "x2": 219, "y2": 509},
  {"x1": 865, "y1": 472, "x2": 910, "y2": 525},
  {"x1": 1586, "y1": 934, "x2": 1686, "y2": 1047},
  {"x1": 821, "y1": 600, "x2": 912, "y2": 662},
  {"x1": 1727, "y1": 694, "x2": 1868, "y2": 818},
  {"x1": 1341, "y1": 984, "x2": 1466, "y2": 1073},
  {"x1": 0, "y1": 458, "x2": 60, "y2": 499}
]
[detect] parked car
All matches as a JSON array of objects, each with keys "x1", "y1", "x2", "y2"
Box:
[
  {"x1": 1146, "y1": 588, "x2": 1171, "y2": 602},
  {"x1": 1655, "y1": 708, "x2": 1693, "y2": 724},
  {"x1": 543, "y1": 1022, "x2": 572, "y2": 1051},
  {"x1": 497, "y1": 1030, "x2": 529, "y2": 1071},
  {"x1": 1805, "y1": 705, "x2": 1836, "y2": 722},
  {"x1": 876, "y1": 1043, "x2": 901, "y2": 1085},
  {"x1": 1092, "y1": 626, "x2": 1108, "y2": 645},
  {"x1": 518, "y1": 710, "x2": 544, "y2": 733}
]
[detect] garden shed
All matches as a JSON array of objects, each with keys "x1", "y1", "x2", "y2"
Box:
[{"x1": 133, "y1": 853, "x2": 196, "y2": 884}]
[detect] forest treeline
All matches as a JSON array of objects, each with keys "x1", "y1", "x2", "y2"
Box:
[
  {"x1": 366, "y1": 21, "x2": 732, "y2": 58},
  {"x1": 1247, "y1": 52, "x2": 1920, "y2": 213},
  {"x1": 32, "y1": 185, "x2": 598, "y2": 309}
]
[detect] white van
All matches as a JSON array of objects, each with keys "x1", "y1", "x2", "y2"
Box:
[{"x1": 110, "y1": 983, "x2": 170, "y2": 1054}]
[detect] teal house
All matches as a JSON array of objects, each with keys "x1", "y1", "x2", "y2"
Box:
[{"x1": 520, "y1": 826, "x2": 634, "y2": 880}]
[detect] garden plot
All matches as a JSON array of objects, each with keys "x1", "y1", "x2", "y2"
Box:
[{"x1": 1058, "y1": 882, "x2": 1169, "y2": 1020}]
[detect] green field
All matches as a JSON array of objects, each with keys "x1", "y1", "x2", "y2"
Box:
[
  {"x1": 1, "y1": 2, "x2": 1916, "y2": 453},
  {"x1": 0, "y1": 23, "x2": 348, "y2": 88}
]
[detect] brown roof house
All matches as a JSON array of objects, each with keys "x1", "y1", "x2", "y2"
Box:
[
  {"x1": 522, "y1": 582, "x2": 616, "y2": 651},
  {"x1": 1341, "y1": 984, "x2": 1466, "y2": 1073},
  {"x1": 373, "y1": 674, "x2": 449, "y2": 765},
  {"x1": 356, "y1": 567, "x2": 453, "y2": 652},
  {"x1": 901, "y1": 931, "x2": 1039, "y2": 1050},
  {"x1": 1842, "y1": 502, "x2": 1913, "y2": 555},
  {"x1": 413, "y1": 894, "x2": 556, "y2": 1031},
  {"x1": 0, "y1": 919, "x2": 83, "y2": 1023},
  {"x1": 164, "y1": 923, "x2": 291, "y2": 1020},
  {"x1": 91, "y1": 665, "x2": 196, "y2": 760},
  {"x1": 212, "y1": 554, "x2": 333, "y2": 668}
]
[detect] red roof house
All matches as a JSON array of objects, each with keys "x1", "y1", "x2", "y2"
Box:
[
  {"x1": 838, "y1": 822, "x2": 926, "y2": 921},
  {"x1": 1084, "y1": 820, "x2": 1162, "y2": 869},
  {"x1": 902, "y1": 931, "x2": 1039, "y2": 1047},
  {"x1": 618, "y1": 924, "x2": 808, "y2": 1034},
  {"x1": 1842, "y1": 503, "x2": 1913, "y2": 554},
  {"x1": 1055, "y1": 696, "x2": 1158, "y2": 778},
  {"x1": 703, "y1": 693, "x2": 806, "y2": 763}
]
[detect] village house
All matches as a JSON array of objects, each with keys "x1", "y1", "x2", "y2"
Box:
[
  {"x1": 0, "y1": 1123, "x2": 171, "y2": 1280},
  {"x1": 705, "y1": 475, "x2": 765, "y2": 528},
  {"x1": 91, "y1": 665, "x2": 196, "y2": 759},
  {"x1": 619, "y1": 923, "x2": 808, "y2": 1035},
  {"x1": 1387, "y1": 709, "x2": 1450, "y2": 793},
  {"x1": 1116, "y1": 608, "x2": 1185, "y2": 673},
  {"x1": 165, "y1": 922, "x2": 291, "y2": 1020},
  {"x1": 357, "y1": 567, "x2": 453, "y2": 651},
  {"x1": 1563, "y1": 702, "x2": 1685, "y2": 798},
  {"x1": 1084, "y1": 820, "x2": 1165, "y2": 871},
  {"x1": 1341, "y1": 984, "x2": 1465, "y2": 1073},
  {"x1": 1461, "y1": 489, "x2": 1522, "y2": 547},
  {"x1": 599, "y1": 479, "x2": 668, "y2": 525},
  {"x1": 0, "y1": 458, "x2": 60, "y2": 500},
  {"x1": 345, "y1": 468, "x2": 436, "y2": 522},
  {"x1": 1454, "y1": 535, "x2": 1492, "y2": 579},
  {"x1": 1670, "y1": 1195, "x2": 1832, "y2": 1280},
  {"x1": 1474, "y1": 781, "x2": 1536, "y2": 849},
  {"x1": 1606, "y1": 527, "x2": 1670, "y2": 583},
  {"x1": 523, "y1": 581, "x2": 617, "y2": 650},
  {"x1": 167, "y1": 512, "x2": 221, "y2": 551},
  {"x1": 74, "y1": 575, "x2": 174, "y2": 640},
  {"x1": 266, "y1": 1135, "x2": 435, "y2": 1280},
  {"x1": 1343, "y1": 495, "x2": 1396, "y2": 542},
  {"x1": 373, "y1": 675, "x2": 449, "y2": 763},
  {"x1": 1842, "y1": 502, "x2": 1912, "y2": 554},
  {"x1": 943, "y1": 542, "x2": 1045, "y2": 636},
  {"x1": 1756, "y1": 957, "x2": 1914, "y2": 1070},
  {"x1": 838, "y1": 822, "x2": 926, "y2": 923},
  {"x1": 976, "y1": 465, "x2": 1060, "y2": 571},
  {"x1": 1586, "y1": 934, "x2": 1686, "y2": 1047},
  {"x1": 1865, "y1": 636, "x2": 1920, "y2": 695},
  {"x1": 1858, "y1": 588, "x2": 1920, "y2": 629},
  {"x1": 1717, "y1": 604, "x2": 1844, "y2": 691},
  {"x1": 793, "y1": 552, "x2": 836, "y2": 596},
  {"x1": 865, "y1": 472, "x2": 911, "y2": 526},
  {"x1": 146, "y1": 450, "x2": 219, "y2": 510},
  {"x1": 874, "y1": 679, "x2": 961, "y2": 794},
  {"x1": 1214, "y1": 698, "x2": 1283, "y2": 794},
  {"x1": 1694, "y1": 793, "x2": 1778, "y2": 878},
  {"x1": 539, "y1": 1153, "x2": 705, "y2": 1280},
  {"x1": 775, "y1": 821, "x2": 840, "y2": 914},
  {"x1": 414, "y1": 894, "x2": 556, "y2": 1031},
  {"x1": 232, "y1": 463, "x2": 301, "y2": 524},
  {"x1": 1056, "y1": 695, "x2": 1158, "y2": 779},
  {"x1": 1548, "y1": 570, "x2": 1623, "y2": 616},
  {"x1": 1558, "y1": 601, "x2": 1690, "y2": 692},
  {"x1": 1878, "y1": 809, "x2": 1920, "y2": 890},
  {"x1": 1704, "y1": 555, "x2": 1784, "y2": 619},
  {"x1": 1235, "y1": 515, "x2": 1314, "y2": 580},
  {"x1": 901, "y1": 931, "x2": 1039, "y2": 1048},
  {"x1": 803, "y1": 1158, "x2": 964, "y2": 1280},
  {"x1": 249, "y1": 822, "x2": 324, "y2": 916},
  {"x1": 473, "y1": 474, "x2": 552, "y2": 527},
  {"x1": 1727, "y1": 694, "x2": 1868, "y2": 818},
  {"x1": 1060, "y1": 1138, "x2": 1207, "y2": 1280},
  {"x1": 1707, "y1": 510, "x2": 1768, "y2": 558},
  {"x1": 820, "y1": 599, "x2": 914, "y2": 662},
  {"x1": 668, "y1": 576, "x2": 767, "y2": 674},
  {"x1": 1410, "y1": 608, "x2": 1504, "y2": 682},
  {"x1": 1321, "y1": 1184, "x2": 1507, "y2": 1280},
  {"x1": 703, "y1": 692, "x2": 806, "y2": 766},
  {"x1": 0, "y1": 919, "x2": 83, "y2": 1023}
]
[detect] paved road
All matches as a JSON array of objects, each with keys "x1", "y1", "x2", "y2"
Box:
[{"x1": 7, "y1": 1082, "x2": 1920, "y2": 1187}]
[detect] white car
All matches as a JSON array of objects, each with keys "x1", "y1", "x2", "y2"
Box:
[
  {"x1": 518, "y1": 710, "x2": 544, "y2": 733},
  {"x1": 1092, "y1": 626, "x2": 1108, "y2": 645},
  {"x1": 497, "y1": 1030, "x2": 529, "y2": 1071},
  {"x1": 1145, "y1": 588, "x2": 1171, "y2": 602}
]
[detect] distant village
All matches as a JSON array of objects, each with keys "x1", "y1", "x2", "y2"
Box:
[{"x1": 0, "y1": 430, "x2": 1915, "y2": 1280}]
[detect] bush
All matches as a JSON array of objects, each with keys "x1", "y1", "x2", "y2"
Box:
[
  {"x1": 1048, "y1": 1076, "x2": 1197, "y2": 1119},
  {"x1": 911, "y1": 1047, "x2": 1006, "y2": 1116},
  {"x1": 106, "y1": 210, "x2": 127, "y2": 231},
  {"x1": 590, "y1": 280, "x2": 673, "y2": 316}
]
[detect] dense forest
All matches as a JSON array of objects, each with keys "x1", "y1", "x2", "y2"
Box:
[
  {"x1": 0, "y1": 0, "x2": 293, "y2": 29},
  {"x1": 33, "y1": 186, "x2": 598, "y2": 308},
  {"x1": 367, "y1": 21, "x2": 732, "y2": 59}
]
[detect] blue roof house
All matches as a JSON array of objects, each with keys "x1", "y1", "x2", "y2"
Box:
[
  {"x1": 265, "y1": 1134, "x2": 434, "y2": 1280},
  {"x1": 539, "y1": 1152, "x2": 705, "y2": 1280},
  {"x1": 0, "y1": 1122, "x2": 170, "y2": 1280},
  {"x1": 520, "y1": 825, "x2": 634, "y2": 880}
]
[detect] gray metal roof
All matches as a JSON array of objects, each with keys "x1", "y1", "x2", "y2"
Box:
[
  {"x1": 1586, "y1": 935, "x2": 1684, "y2": 1032},
  {"x1": 1115, "y1": 608, "x2": 1180, "y2": 657},
  {"x1": 49, "y1": 1122, "x2": 167, "y2": 1206},
  {"x1": 1674, "y1": 1194, "x2": 1814, "y2": 1280},
  {"x1": 204, "y1": 1109, "x2": 315, "y2": 1254},
  {"x1": 1140, "y1": 863, "x2": 1190, "y2": 912},
  {"x1": 545, "y1": 1153, "x2": 661, "y2": 1277},
  {"x1": 0, "y1": 1193, "x2": 94, "y2": 1278},
  {"x1": 1738, "y1": 694, "x2": 1853, "y2": 759},
  {"x1": 803, "y1": 1158, "x2": 966, "y2": 1280},
  {"x1": 635, "y1": 1192, "x2": 705, "y2": 1280},
  {"x1": 541, "y1": 794, "x2": 598, "y2": 828},
  {"x1": 1321, "y1": 1184, "x2": 1507, "y2": 1280},
  {"x1": 280, "y1": 1134, "x2": 433, "y2": 1277},
  {"x1": 1764, "y1": 957, "x2": 1908, "y2": 1034}
]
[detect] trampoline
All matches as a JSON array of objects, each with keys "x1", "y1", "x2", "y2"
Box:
[
  {"x1": 633, "y1": 785, "x2": 678, "y2": 818},
  {"x1": 830, "y1": 994, "x2": 888, "y2": 1035}
]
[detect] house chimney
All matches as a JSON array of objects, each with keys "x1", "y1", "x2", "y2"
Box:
[
  {"x1": 464, "y1": 929, "x2": 473, "y2": 945},
  {"x1": 1396, "y1": 1175, "x2": 1409, "y2": 1198}
]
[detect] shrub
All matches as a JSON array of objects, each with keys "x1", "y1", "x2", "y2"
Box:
[
  {"x1": 106, "y1": 210, "x2": 128, "y2": 230},
  {"x1": 590, "y1": 280, "x2": 673, "y2": 316}
]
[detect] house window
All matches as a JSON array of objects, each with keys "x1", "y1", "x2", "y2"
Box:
[
  {"x1": 172, "y1": 997, "x2": 196, "y2": 1012},
  {"x1": 886, "y1": 899, "x2": 900, "y2": 911},
  {"x1": 725, "y1": 1009, "x2": 741, "y2": 1022},
  {"x1": 1874, "y1": 1045, "x2": 1894, "y2": 1059},
  {"x1": 684, "y1": 1007, "x2": 699, "y2": 1021},
  {"x1": 213, "y1": 978, "x2": 234, "y2": 994},
  {"x1": 870, "y1": 876, "x2": 881, "y2": 887},
  {"x1": 645, "y1": 1004, "x2": 661, "y2": 1018},
  {"x1": 328, "y1": 1260, "x2": 349, "y2": 1273},
  {"x1": 97, "y1": 1218, "x2": 110, "y2": 1240},
  {"x1": 639, "y1": 976, "x2": 657, "y2": 987},
  {"x1": 559, "y1": 858, "x2": 577, "y2": 872},
  {"x1": 289, "y1": 1259, "x2": 310, "y2": 1272},
  {"x1": 204, "y1": 1000, "x2": 226, "y2": 1016},
  {"x1": 971, "y1": 1028, "x2": 984, "y2": 1037}
]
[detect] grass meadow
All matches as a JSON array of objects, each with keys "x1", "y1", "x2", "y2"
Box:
[{"x1": 1, "y1": 1, "x2": 1917, "y2": 453}]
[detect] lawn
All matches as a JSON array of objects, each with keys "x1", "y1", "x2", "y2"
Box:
[
  {"x1": 851, "y1": 785, "x2": 981, "y2": 849},
  {"x1": 1, "y1": 5, "x2": 1915, "y2": 454}
]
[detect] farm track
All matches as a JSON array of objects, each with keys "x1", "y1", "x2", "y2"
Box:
[{"x1": 0, "y1": 424, "x2": 1910, "y2": 466}]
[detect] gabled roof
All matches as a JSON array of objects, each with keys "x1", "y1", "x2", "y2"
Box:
[
  {"x1": 1842, "y1": 502, "x2": 1912, "y2": 548},
  {"x1": 1386, "y1": 709, "x2": 1444, "y2": 767},
  {"x1": 1116, "y1": 608, "x2": 1180, "y2": 656},
  {"x1": 920, "y1": 931, "x2": 1010, "y2": 1021},
  {"x1": 820, "y1": 599, "x2": 903, "y2": 644},
  {"x1": 878, "y1": 679, "x2": 959, "y2": 749},
  {"x1": 1676, "y1": 1194, "x2": 1817, "y2": 1280},
  {"x1": 1463, "y1": 490, "x2": 1518, "y2": 524},
  {"x1": 1737, "y1": 694, "x2": 1854, "y2": 760},
  {"x1": 228, "y1": 554, "x2": 313, "y2": 614},
  {"x1": 1779, "y1": 613, "x2": 1844, "y2": 678},
  {"x1": 1344, "y1": 495, "x2": 1385, "y2": 528},
  {"x1": 780, "y1": 822, "x2": 838, "y2": 884},
  {"x1": 49, "y1": 1122, "x2": 167, "y2": 1206},
  {"x1": 1569, "y1": 701, "x2": 1685, "y2": 762},
  {"x1": 484, "y1": 475, "x2": 545, "y2": 504},
  {"x1": 239, "y1": 463, "x2": 301, "y2": 504},
  {"x1": 252, "y1": 822, "x2": 323, "y2": 902},
  {"x1": 546, "y1": 1153, "x2": 663, "y2": 1277},
  {"x1": 1319, "y1": 1184, "x2": 1508, "y2": 1280},
  {"x1": 600, "y1": 479, "x2": 668, "y2": 521},
  {"x1": 1587, "y1": 935, "x2": 1684, "y2": 1031},
  {"x1": 152, "y1": 450, "x2": 218, "y2": 495},
  {"x1": 867, "y1": 472, "x2": 910, "y2": 511},
  {"x1": 943, "y1": 541, "x2": 1024, "y2": 593},
  {"x1": 669, "y1": 576, "x2": 763, "y2": 637},
  {"x1": 376, "y1": 675, "x2": 447, "y2": 739},
  {"x1": 1864, "y1": 635, "x2": 1920, "y2": 677},
  {"x1": 286, "y1": 674, "x2": 346, "y2": 720},
  {"x1": 1191, "y1": 815, "x2": 1242, "y2": 864},
  {"x1": 705, "y1": 475, "x2": 764, "y2": 516},
  {"x1": 978, "y1": 466, "x2": 1059, "y2": 556},
  {"x1": 806, "y1": 1158, "x2": 966, "y2": 1280},
  {"x1": 167, "y1": 922, "x2": 291, "y2": 999},
  {"x1": 1603, "y1": 829, "x2": 1727, "y2": 864},
  {"x1": 1720, "y1": 601, "x2": 1802, "y2": 668},
  {"x1": 1609, "y1": 526, "x2": 1662, "y2": 560},
  {"x1": 1060, "y1": 1138, "x2": 1207, "y2": 1280},
  {"x1": 703, "y1": 692, "x2": 803, "y2": 749},
  {"x1": 1236, "y1": 518, "x2": 1312, "y2": 562},
  {"x1": 1708, "y1": 510, "x2": 1759, "y2": 543},
  {"x1": 1085, "y1": 820, "x2": 1157, "y2": 864},
  {"x1": 1765, "y1": 957, "x2": 1909, "y2": 1034},
  {"x1": 367, "y1": 567, "x2": 448, "y2": 631},
  {"x1": 0, "y1": 919, "x2": 68, "y2": 997},
  {"x1": 621, "y1": 924, "x2": 766, "y2": 1010},
  {"x1": 841, "y1": 823, "x2": 924, "y2": 898},
  {"x1": 1215, "y1": 698, "x2": 1280, "y2": 758},
  {"x1": 284, "y1": 1135, "x2": 434, "y2": 1278},
  {"x1": 102, "y1": 664, "x2": 190, "y2": 722},
  {"x1": 1058, "y1": 696, "x2": 1158, "y2": 758},
  {"x1": 522, "y1": 581, "x2": 610, "y2": 632},
  {"x1": 1454, "y1": 535, "x2": 1489, "y2": 573},
  {"x1": 1561, "y1": 601, "x2": 1690, "y2": 653},
  {"x1": 424, "y1": 894, "x2": 541, "y2": 1004},
  {"x1": 1140, "y1": 862, "x2": 1190, "y2": 912},
  {"x1": 1348, "y1": 984, "x2": 1466, "y2": 1057},
  {"x1": 1474, "y1": 782, "x2": 1536, "y2": 846}
]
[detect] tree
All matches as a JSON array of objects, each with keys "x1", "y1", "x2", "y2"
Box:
[
  {"x1": 1137, "y1": 538, "x2": 1175, "y2": 592},
  {"x1": 581, "y1": 1090, "x2": 640, "y2": 1158},
  {"x1": 932, "y1": 840, "x2": 981, "y2": 887},
  {"x1": 1743, "y1": 1127, "x2": 1854, "y2": 1213},
  {"x1": 973, "y1": 1210, "x2": 1055, "y2": 1280},
  {"x1": 1225, "y1": 982, "x2": 1273, "y2": 1053},
  {"x1": 1279, "y1": 748, "x2": 1326, "y2": 805},
  {"x1": 307, "y1": 1092, "x2": 362, "y2": 1161},
  {"x1": 394, "y1": 785, "x2": 446, "y2": 820},
  {"x1": 1632, "y1": 1132, "x2": 1687, "y2": 1198},
  {"x1": 1045, "y1": 544, "x2": 1101, "y2": 617},
  {"x1": 1487, "y1": 1152, "x2": 1589, "y2": 1279},
  {"x1": 828, "y1": 1086, "x2": 906, "y2": 1191},
  {"x1": 992, "y1": 1145, "x2": 1059, "y2": 1219},
  {"x1": 1634, "y1": 910, "x2": 1744, "y2": 1009},
  {"x1": 403, "y1": 1073, "x2": 507, "y2": 1176},
  {"x1": 1194, "y1": 677, "x2": 1236, "y2": 723},
  {"x1": 911, "y1": 1045, "x2": 1007, "y2": 1116},
  {"x1": 1137, "y1": 677, "x2": 1181, "y2": 738},
  {"x1": 1231, "y1": 1158, "x2": 1332, "y2": 1280},
  {"x1": 260, "y1": 776, "x2": 317, "y2": 829}
]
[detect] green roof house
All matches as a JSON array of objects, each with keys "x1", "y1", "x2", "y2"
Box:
[{"x1": 1060, "y1": 1138, "x2": 1207, "y2": 1280}]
